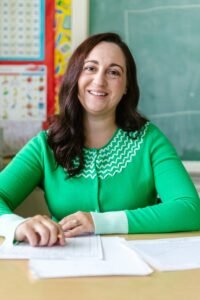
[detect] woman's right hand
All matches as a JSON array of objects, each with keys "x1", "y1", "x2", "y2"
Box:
[{"x1": 15, "y1": 215, "x2": 65, "y2": 247}]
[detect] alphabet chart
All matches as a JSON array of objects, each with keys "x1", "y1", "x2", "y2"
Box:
[{"x1": 0, "y1": 0, "x2": 45, "y2": 61}]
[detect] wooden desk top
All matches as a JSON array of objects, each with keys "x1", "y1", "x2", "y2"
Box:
[{"x1": 1, "y1": 232, "x2": 200, "y2": 300}]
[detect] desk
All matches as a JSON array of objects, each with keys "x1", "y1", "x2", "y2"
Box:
[{"x1": 1, "y1": 232, "x2": 200, "y2": 300}]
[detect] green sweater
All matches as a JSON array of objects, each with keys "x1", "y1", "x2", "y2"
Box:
[{"x1": 0, "y1": 122, "x2": 200, "y2": 234}]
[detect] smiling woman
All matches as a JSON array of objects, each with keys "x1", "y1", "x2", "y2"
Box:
[
  {"x1": 0, "y1": 33, "x2": 200, "y2": 247},
  {"x1": 77, "y1": 42, "x2": 127, "y2": 122},
  {"x1": 49, "y1": 32, "x2": 143, "y2": 171}
]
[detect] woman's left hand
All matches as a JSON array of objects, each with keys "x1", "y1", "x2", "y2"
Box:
[{"x1": 59, "y1": 211, "x2": 94, "y2": 237}]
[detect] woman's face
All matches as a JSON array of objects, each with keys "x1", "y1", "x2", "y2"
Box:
[{"x1": 78, "y1": 42, "x2": 127, "y2": 119}]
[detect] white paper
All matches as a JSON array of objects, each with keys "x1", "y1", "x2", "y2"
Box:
[
  {"x1": 0, "y1": 235, "x2": 103, "y2": 260},
  {"x1": 29, "y1": 237, "x2": 153, "y2": 278},
  {"x1": 125, "y1": 236, "x2": 200, "y2": 271}
]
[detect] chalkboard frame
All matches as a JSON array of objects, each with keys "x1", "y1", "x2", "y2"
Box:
[{"x1": 71, "y1": 0, "x2": 89, "y2": 50}]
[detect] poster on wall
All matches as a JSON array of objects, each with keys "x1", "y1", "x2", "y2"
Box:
[
  {"x1": 0, "y1": 0, "x2": 56, "y2": 156},
  {"x1": 0, "y1": 0, "x2": 72, "y2": 156},
  {"x1": 0, "y1": 65, "x2": 47, "y2": 121},
  {"x1": 0, "y1": 0, "x2": 45, "y2": 61}
]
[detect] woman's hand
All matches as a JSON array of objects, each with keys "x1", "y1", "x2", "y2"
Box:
[
  {"x1": 59, "y1": 211, "x2": 94, "y2": 238},
  {"x1": 15, "y1": 215, "x2": 65, "y2": 247}
]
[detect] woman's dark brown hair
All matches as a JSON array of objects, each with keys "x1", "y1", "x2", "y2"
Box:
[{"x1": 47, "y1": 32, "x2": 147, "y2": 177}]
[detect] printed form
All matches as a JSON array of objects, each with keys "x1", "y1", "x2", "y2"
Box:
[
  {"x1": 125, "y1": 236, "x2": 200, "y2": 271},
  {"x1": 0, "y1": 235, "x2": 103, "y2": 260}
]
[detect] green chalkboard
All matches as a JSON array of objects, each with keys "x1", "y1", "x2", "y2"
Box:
[{"x1": 90, "y1": 0, "x2": 200, "y2": 160}]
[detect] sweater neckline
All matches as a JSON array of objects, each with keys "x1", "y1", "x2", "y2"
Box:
[
  {"x1": 83, "y1": 128, "x2": 121, "y2": 152},
  {"x1": 73, "y1": 122, "x2": 150, "y2": 179}
]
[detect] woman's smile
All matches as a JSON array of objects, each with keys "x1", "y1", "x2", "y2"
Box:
[{"x1": 88, "y1": 89, "x2": 108, "y2": 97}]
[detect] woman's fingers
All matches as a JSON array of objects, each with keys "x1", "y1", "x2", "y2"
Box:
[
  {"x1": 64, "y1": 225, "x2": 85, "y2": 238},
  {"x1": 39, "y1": 219, "x2": 65, "y2": 246},
  {"x1": 59, "y1": 212, "x2": 94, "y2": 237},
  {"x1": 33, "y1": 222, "x2": 51, "y2": 246},
  {"x1": 18, "y1": 226, "x2": 39, "y2": 247},
  {"x1": 15, "y1": 212, "x2": 94, "y2": 245},
  {"x1": 15, "y1": 215, "x2": 65, "y2": 247},
  {"x1": 60, "y1": 218, "x2": 80, "y2": 231}
]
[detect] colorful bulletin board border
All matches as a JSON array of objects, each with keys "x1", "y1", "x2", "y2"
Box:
[
  {"x1": 0, "y1": 0, "x2": 45, "y2": 61},
  {"x1": 54, "y1": 0, "x2": 72, "y2": 113}
]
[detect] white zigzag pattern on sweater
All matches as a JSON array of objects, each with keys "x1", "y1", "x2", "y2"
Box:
[{"x1": 75, "y1": 123, "x2": 149, "y2": 179}]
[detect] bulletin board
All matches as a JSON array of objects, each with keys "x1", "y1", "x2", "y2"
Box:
[{"x1": 0, "y1": 0, "x2": 72, "y2": 155}]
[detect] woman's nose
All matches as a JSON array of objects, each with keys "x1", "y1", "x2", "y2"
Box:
[{"x1": 93, "y1": 71, "x2": 106, "y2": 86}]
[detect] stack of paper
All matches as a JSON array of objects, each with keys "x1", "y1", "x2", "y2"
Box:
[
  {"x1": 125, "y1": 236, "x2": 200, "y2": 271},
  {"x1": 0, "y1": 235, "x2": 153, "y2": 278},
  {"x1": 2, "y1": 234, "x2": 200, "y2": 276},
  {"x1": 29, "y1": 237, "x2": 153, "y2": 278}
]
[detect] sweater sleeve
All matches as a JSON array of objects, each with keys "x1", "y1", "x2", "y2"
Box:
[
  {"x1": 0, "y1": 214, "x2": 27, "y2": 243},
  {"x1": 0, "y1": 133, "x2": 44, "y2": 219},
  {"x1": 125, "y1": 126, "x2": 200, "y2": 233},
  {"x1": 91, "y1": 211, "x2": 128, "y2": 234}
]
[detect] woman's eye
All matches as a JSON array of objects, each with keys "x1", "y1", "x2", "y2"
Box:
[
  {"x1": 108, "y1": 69, "x2": 121, "y2": 78},
  {"x1": 83, "y1": 66, "x2": 95, "y2": 73}
]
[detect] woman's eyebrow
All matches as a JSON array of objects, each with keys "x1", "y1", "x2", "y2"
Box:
[
  {"x1": 84, "y1": 60, "x2": 125, "y2": 72},
  {"x1": 84, "y1": 59, "x2": 98, "y2": 65},
  {"x1": 110, "y1": 63, "x2": 125, "y2": 73}
]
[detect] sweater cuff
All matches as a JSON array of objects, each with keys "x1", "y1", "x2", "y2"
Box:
[
  {"x1": 0, "y1": 214, "x2": 27, "y2": 245},
  {"x1": 91, "y1": 211, "x2": 128, "y2": 234}
]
